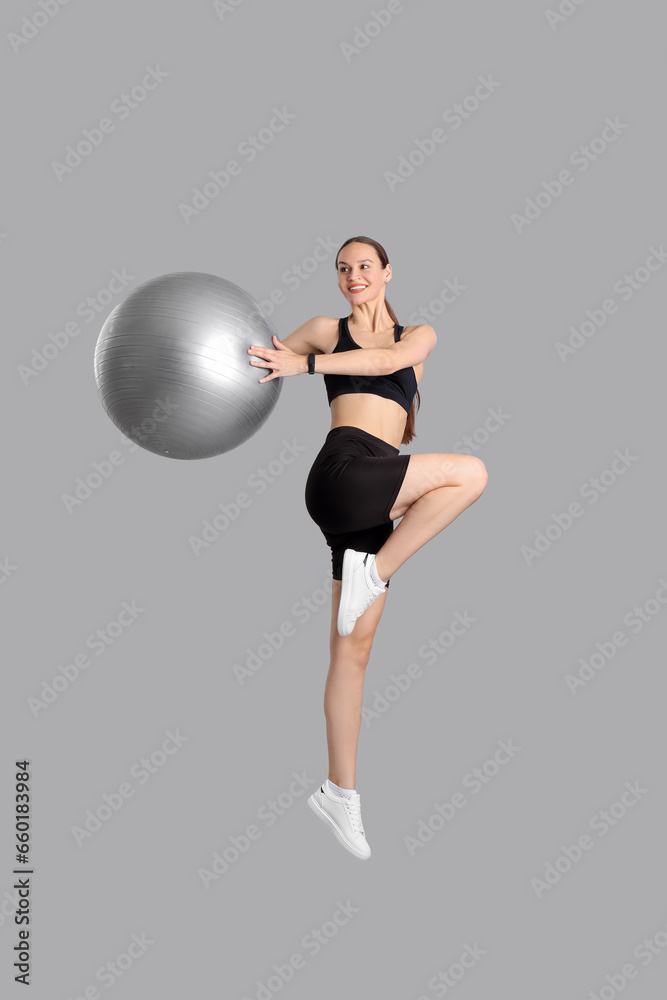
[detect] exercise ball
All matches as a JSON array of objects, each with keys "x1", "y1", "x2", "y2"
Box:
[{"x1": 93, "y1": 272, "x2": 282, "y2": 460}]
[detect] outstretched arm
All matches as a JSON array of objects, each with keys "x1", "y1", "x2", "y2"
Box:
[{"x1": 247, "y1": 338, "x2": 389, "y2": 382}]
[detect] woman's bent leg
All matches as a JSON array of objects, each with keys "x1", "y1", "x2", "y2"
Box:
[{"x1": 375, "y1": 453, "x2": 487, "y2": 582}]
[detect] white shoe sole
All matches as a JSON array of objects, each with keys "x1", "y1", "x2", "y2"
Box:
[{"x1": 307, "y1": 793, "x2": 371, "y2": 860}]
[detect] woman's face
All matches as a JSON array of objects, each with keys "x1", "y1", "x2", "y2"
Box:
[{"x1": 336, "y1": 244, "x2": 390, "y2": 305}]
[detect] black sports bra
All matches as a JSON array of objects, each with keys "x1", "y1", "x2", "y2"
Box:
[{"x1": 323, "y1": 317, "x2": 418, "y2": 415}]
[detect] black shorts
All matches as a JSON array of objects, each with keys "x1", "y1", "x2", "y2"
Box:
[{"x1": 304, "y1": 425, "x2": 411, "y2": 587}]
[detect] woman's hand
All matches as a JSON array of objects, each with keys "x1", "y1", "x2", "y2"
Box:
[{"x1": 247, "y1": 336, "x2": 306, "y2": 382}]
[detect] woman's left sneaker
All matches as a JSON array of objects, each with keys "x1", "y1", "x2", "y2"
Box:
[
  {"x1": 337, "y1": 549, "x2": 386, "y2": 637},
  {"x1": 307, "y1": 783, "x2": 371, "y2": 859}
]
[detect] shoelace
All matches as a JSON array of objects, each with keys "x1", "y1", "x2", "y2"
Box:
[
  {"x1": 345, "y1": 566, "x2": 383, "y2": 621},
  {"x1": 356, "y1": 590, "x2": 378, "y2": 615},
  {"x1": 344, "y1": 797, "x2": 364, "y2": 836}
]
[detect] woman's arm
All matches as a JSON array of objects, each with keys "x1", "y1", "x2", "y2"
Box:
[
  {"x1": 248, "y1": 342, "x2": 390, "y2": 380},
  {"x1": 319, "y1": 324, "x2": 437, "y2": 376},
  {"x1": 308, "y1": 348, "x2": 389, "y2": 377},
  {"x1": 248, "y1": 316, "x2": 391, "y2": 381}
]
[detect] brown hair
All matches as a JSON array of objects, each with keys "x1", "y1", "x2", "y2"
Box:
[{"x1": 335, "y1": 235, "x2": 420, "y2": 446}]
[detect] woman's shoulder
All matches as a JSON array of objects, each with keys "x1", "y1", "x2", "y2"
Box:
[
  {"x1": 303, "y1": 315, "x2": 342, "y2": 354},
  {"x1": 280, "y1": 316, "x2": 340, "y2": 357},
  {"x1": 400, "y1": 323, "x2": 436, "y2": 338}
]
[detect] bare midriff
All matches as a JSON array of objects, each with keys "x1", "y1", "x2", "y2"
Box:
[{"x1": 329, "y1": 392, "x2": 419, "y2": 451}]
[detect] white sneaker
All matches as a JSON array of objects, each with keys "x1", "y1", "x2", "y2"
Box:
[
  {"x1": 307, "y1": 783, "x2": 371, "y2": 860},
  {"x1": 337, "y1": 549, "x2": 386, "y2": 637}
]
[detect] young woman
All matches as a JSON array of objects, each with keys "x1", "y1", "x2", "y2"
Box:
[{"x1": 246, "y1": 236, "x2": 488, "y2": 860}]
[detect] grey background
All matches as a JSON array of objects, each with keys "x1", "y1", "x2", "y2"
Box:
[{"x1": 2, "y1": 0, "x2": 666, "y2": 997}]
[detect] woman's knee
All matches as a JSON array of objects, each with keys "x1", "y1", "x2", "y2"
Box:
[
  {"x1": 330, "y1": 633, "x2": 374, "y2": 666},
  {"x1": 464, "y1": 456, "x2": 488, "y2": 498}
]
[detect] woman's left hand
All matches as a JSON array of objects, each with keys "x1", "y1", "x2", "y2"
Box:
[{"x1": 247, "y1": 336, "x2": 305, "y2": 382}]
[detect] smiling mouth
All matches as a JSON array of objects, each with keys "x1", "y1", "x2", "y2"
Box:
[{"x1": 349, "y1": 285, "x2": 367, "y2": 292}]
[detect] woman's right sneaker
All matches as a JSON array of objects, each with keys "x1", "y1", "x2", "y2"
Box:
[
  {"x1": 337, "y1": 549, "x2": 386, "y2": 637},
  {"x1": 307, "y1": 783, "x2": 371, "y2": 860}
]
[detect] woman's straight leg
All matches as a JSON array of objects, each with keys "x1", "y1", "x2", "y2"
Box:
[{"x1": 324, "y1": 581, "x2": 387, "y2": 789}]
